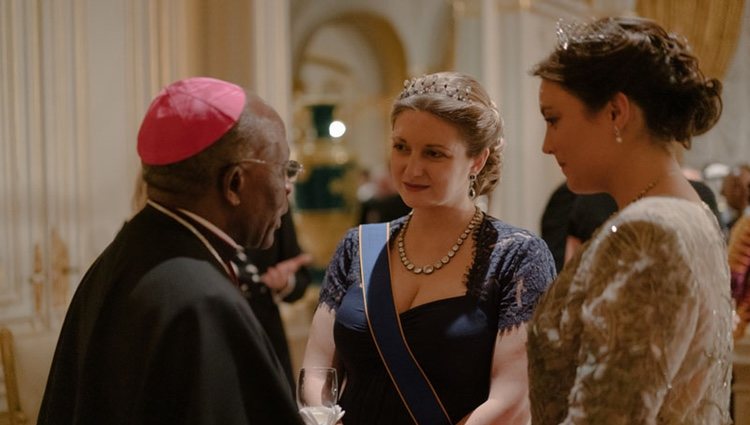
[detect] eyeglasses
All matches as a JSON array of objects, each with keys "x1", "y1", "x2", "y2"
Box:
[{"x1": 233, "y1": 158, "x2": 304, "y2": 182}]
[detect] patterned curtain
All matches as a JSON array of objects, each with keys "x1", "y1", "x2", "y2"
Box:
[{"x1": 636, "y1": 0, "x2": 745, "y2": 79}]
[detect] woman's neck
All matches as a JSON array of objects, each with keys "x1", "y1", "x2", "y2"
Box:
[
  {"x1": 407, "y1": 203, "x2": 478, "y2": 235},
  {"x1": 609, "y1": 152, "x2": 690, "y2": 209}
]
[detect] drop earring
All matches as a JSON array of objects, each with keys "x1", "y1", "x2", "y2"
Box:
[
  {"x1": 468, "y1": 174, "x2": 477, "y2": 199},
  {"x1": 614, "y1": 126, "x2": 623, "y2": 143}
]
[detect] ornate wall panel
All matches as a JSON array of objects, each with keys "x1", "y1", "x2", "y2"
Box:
[
  {"x1": 0, "y1": 0, "x2": 197, "y2": 333},
  {"x1": 477, "y1": 0, "x2": 590, "y2": 232},
  {"x1": 0, "y1": 0, "x2": 88, "y2": 332},
  {"x1": 0, "y1": 1, "x2": 283, "y2": 421}
]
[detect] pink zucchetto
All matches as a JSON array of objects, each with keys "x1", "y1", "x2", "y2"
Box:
[{"x1": 137, "y1": 77, "x2": 246, "y2": 165}]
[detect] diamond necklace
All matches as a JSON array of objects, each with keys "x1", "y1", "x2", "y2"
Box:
[{"x1": 397, "y1": 207, "x2": 483, "y2": 275}]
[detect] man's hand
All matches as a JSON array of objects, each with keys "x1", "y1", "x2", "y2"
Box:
[{"x1": 261, "y1": 253, "x2": 314, "y2": 292}]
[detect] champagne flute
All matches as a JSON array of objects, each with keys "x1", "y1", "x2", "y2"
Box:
[{"x1": 297, "y1": 367, "x2": 339, "y2": 425}]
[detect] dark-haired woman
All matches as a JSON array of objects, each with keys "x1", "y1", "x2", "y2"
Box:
[{"x1": 528, "y1": 17, "x2": 733, "y2": 424}]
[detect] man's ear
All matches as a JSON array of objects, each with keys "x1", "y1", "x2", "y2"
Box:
[{"x1": 222, "y1": 165, "x2": 244, "y2": 206}]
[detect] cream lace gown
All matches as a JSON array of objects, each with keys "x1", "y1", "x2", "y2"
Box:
[{"x1": 528, "y1": 197, "x2": 733, "y2": 424}]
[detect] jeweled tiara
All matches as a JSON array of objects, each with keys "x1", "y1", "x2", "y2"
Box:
[{"x1": 398, "y1": 74, "x2": 472, "y2": 103}]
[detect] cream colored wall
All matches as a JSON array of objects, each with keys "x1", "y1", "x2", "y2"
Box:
[
  {"x1": 689, "y1": 1, "x2": 750, "y2": 170},
  {"x1": 1, "y1": 2, "x2": 141, "y2": 421}
]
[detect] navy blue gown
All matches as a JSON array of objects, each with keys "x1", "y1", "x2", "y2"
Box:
[{"x1": 319, "y1": 215, "x2": 555, "y2": 424}]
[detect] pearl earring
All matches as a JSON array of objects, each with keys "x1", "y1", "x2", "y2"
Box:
[
  {"x1": 614, "y1": 126, "x2": 623, "y2": 143},
  {"x1": 468, "y1": 174, "x2": 477, "y2": 199}
]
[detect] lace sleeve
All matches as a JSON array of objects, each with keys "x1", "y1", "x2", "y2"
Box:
[
  {"x1": 564, "y1": 220, "x2": 698, "y2": 424},
  {"x1": 317, "y1": 228, "x2": 359, "y2": 311},
  {"x1": 496, "y1": 234, "x2": 556, "y2": 333}
]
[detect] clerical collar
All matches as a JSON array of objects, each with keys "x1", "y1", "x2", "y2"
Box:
[
  {"x1": 146, "y1": 200, "x2": 244, "y2": 283},
  {"x1": 175, "y1": 207, "x2": 243, "y2": 253}
]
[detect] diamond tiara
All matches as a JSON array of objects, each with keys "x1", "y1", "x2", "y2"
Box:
[
  {"x1": 555, "y1": 19, "x2": 612, "y2": 50},
  {"x1": 398, "y1": 74, "x2": 472, "y2": 103}
]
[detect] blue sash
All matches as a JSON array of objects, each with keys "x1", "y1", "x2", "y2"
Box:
[{"x1": 358, "y1": 223, "x2": 452, "y2": 425}]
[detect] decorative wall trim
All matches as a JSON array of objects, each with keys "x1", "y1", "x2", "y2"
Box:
[
  {"x1": 481, "y1": 0, "x2": 594, "y2": 231},
  {"x1": 0, "y1": 0, "x2": 47, "y2": 332},
  {"x1": 496, "y1": 0, "x2": 589, "y2": 18},
  {"x1": 253, "y1": 0, "x2": 293, "y2": 126},
  {"x1": 0, "y1": 0, "x2": 93, "y2": 332}
]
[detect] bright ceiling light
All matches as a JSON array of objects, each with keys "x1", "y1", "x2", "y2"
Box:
[{"x1": 329, "y1": 120, "x2": 346, "y2": 138}]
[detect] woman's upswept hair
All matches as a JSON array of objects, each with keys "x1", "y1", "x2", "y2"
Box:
[{"x1": 532, "y1": 17, "x2": 722, "y2": 148}]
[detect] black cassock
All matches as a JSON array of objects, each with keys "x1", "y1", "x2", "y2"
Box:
[{"x1": 38, "y1": 204, "x2": 303, "y2": 425}]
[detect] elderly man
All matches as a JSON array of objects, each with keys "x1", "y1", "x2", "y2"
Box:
[{"x1": 39, "y1": 77, "x2": 304, "y2": 424}]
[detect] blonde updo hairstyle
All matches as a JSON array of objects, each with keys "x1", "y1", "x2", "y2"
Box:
[{"x1": 390, "y1": 71, "x2": 505, "y2": 197}]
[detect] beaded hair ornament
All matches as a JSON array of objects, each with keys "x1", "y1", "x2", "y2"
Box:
[{"x1": 399, "y1": 74, "x2": 473, "y2": 104}]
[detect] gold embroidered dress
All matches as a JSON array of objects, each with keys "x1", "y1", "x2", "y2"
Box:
[{"x1": 528, "y1": 197, "x2": 733, "y2": 424}]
